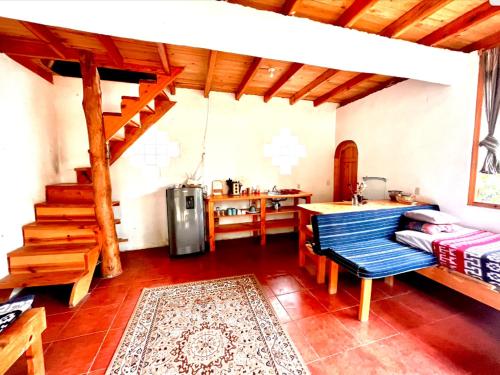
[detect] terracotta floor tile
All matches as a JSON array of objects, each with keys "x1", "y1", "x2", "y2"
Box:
[
  {"x1": 91, "y1": 328, "x2": 124, "y2": 371},
  {"x1": 43, "y1": 311, "x2": 74, "y2": 343},
  {"x1": 266, "y1": 274, "x2": 303, "y2": 295},
  {"x1": 81, "y1": 285, "x2": 129, "y2": 309},
  {"x1": 393, "y1": 290, "x2": 460, "y2": 322},
  {"x1": 43, "y1": 332, "x2": 106, "y2": 375},
  {"x1": 282, "y1": 321, "x2": 319, "y2": 363},
  {"x1": 403, "y1": 313, "x2": 500, "y2": 373},
  {"x1": 12, "y1": 236, "x2": 500, "y2": 375},
  {"x1": 291, "y1": 268, "x2": 319, "y2": 289},
  {"x1": 277, "y1": 290, "x2": 327, "y2": 320},
  {"x1": 58, "y1": 304, "x2": 119, "y2": 340},
  {"x1": 370, "y1": 297, "x2": 428, "y2": 331},
  {"x1": 267, "y1": 296, "x2": 292, "y2": 324},
  {"x1": 309, "y1": 286, "x2": 359, "y2": 312},
  {"x1": 296, "y1": 313, "x2": 359, "y2": 358},
  {"x1": 332, "y1": 306, "x2": 398, "y2": 344}
]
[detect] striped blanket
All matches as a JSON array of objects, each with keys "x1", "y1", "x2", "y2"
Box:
[{"x1": 432, "y1": 231, "x2": 500, "y2": 287}]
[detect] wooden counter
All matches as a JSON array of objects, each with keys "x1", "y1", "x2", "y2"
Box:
[{"x1": 205, "y1": 192, "x2": 312, "y2": 251}]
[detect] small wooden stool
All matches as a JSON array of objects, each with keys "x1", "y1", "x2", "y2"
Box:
[{"x1": 0, "y1": 307, "x2": 47, "y2": 374}]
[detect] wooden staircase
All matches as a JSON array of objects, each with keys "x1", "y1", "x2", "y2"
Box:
[{"x1": 0, "y1": 69, "x2": 181, "y2": 307}]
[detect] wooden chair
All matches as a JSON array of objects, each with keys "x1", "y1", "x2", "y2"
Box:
[{"x1": 0, "y1": 307, "x2": 47, "y2": 375}]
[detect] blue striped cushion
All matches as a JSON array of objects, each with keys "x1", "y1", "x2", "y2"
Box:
[
  {"x1": 311, "y1": 205, "x2": 439, "y2": 279},
  {"x1": 312, "y1": 205, "x2": 438, "y2": 252},
  {"x1": 326, "y1": 238, "x2": 437, "y2": 279}
]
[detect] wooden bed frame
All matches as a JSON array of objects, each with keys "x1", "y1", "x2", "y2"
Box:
[{"x1": 416, "y1": 266, "x2": 500, "y2": 311}]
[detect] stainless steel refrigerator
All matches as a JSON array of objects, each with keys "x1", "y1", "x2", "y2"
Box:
[{"x1": 166, "y1": 187, "x2": 206, "y2": 256}]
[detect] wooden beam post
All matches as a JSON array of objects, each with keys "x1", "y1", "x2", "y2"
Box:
[{"x1": 79, "y1": 51, "x2": 122, "y2": 278}]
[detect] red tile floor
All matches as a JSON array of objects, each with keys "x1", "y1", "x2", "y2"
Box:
[{"x1": 6, "y1": 234, "x2": 500, "y2": 375}]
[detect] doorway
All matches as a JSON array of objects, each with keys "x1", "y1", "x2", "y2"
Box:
[{"x1": 333, "y1": 140, "x2": 358, "y2": 202}]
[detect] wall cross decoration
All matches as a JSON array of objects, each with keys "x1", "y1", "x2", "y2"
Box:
[{"x1": 264, "y1": 128, "x2": 306, "y2": 175}]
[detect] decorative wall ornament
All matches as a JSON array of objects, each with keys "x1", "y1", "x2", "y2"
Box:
[
  {"x1": 126, "y1": 128, "x2": 180, "y2": 167},
  {"x1": 264, "y1": 128, "x2": 306, "y2": 175}
]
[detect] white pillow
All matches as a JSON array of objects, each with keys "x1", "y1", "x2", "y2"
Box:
[{"x1": 404, "y1": 209, "x2": 459, "y2": 224}]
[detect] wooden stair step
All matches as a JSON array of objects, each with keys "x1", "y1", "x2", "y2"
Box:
[
  {"x1": 121, "y1": 96, "x2": 140, "y2": 109},
  {"x1": 46, "y1": 184, "x2": 94, "y2": 203},
  {"x1": 8, "y1": 243, "x2": 99, "y2": 273},
  {"x1": 104, "y1": 67, "x2": 183, "y2": 141},
  {"x1": 0, "y1": 271, "x2": 88, "y2": 289},
  {"x1": 74, "y1": 167, "x2": 92, "y2": 184},
  {"x1": 35, "y1": 201, "x2": 119, "y2": 222},
  {"x1": 22, "y1": 221, "x2": 101, "y2": 245}
]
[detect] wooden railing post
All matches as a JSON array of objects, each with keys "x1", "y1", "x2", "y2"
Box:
[{"x1": 79, "y1": 51, "x2": 122, "y2": 278}]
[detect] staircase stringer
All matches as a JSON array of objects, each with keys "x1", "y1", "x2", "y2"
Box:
[{"x1": 104, "y1": 66, "x2": 183, "y2": 140}]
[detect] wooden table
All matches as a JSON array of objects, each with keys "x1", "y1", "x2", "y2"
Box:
[
  {"x1": 297, "y1": 200, "x2": 430, "y2": 276},
  {"x1": 205, "y1": 192, "x2": 312, "y2": 251},
  {"x1": 0, "y1": 307, "x2": 47, "y2": 375}
]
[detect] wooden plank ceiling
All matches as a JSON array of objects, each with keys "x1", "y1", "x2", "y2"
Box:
[{"x1": 0, "y1": 0, "x2": 499, "y2": 107}]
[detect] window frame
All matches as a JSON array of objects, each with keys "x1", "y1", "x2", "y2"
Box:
[{"x1": 468, "y1": 53, "x2": 500, "y2": 210}]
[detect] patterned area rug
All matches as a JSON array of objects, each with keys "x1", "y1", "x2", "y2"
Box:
[{"x1": 106, "y1": 275, "x2": 310, "y2": 374}]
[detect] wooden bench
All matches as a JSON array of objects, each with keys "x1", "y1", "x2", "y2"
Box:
[
  {"x1": 0, "y1": 307, "x2": 47, "y2": 374},
  {"x1": 311, "y1": 205, "x2": 438, "y2": 321}
]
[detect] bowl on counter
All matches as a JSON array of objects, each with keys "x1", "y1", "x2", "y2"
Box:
[
  {"x1": 388, "y1": 190, "x2": 403, "y2": 201},
  {"x1": 396, "y1": 193, "x2": 416, "y2": 205}
]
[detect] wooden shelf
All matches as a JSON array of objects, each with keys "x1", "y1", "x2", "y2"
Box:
[
  {"x1": 265, "y1": 206, "x2": 300, "y2": 215},
  {"x1": 215, "y1": 222, "x2": 260, "y2": 234},
  {"x1": 266, "y1": 218, "x2": 297, "y2": 229},
  {"x1": 206, "y1": 192, "x2": 312, "y2": 251},
  {"x1": 214, "y1": 205, "x2": 300, "y2": 218}
]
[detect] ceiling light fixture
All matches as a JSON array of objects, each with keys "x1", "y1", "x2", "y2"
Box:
[{"x1": 268, "y1": 67, "x2": 276, "y2": 78}]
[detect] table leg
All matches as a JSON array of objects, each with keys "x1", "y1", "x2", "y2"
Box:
[
  {"x1": 260, "y1": 198, "x2": 266, "y2": 246},
  {"x1": 293, "y1": 197, "x2": 299, "y2": 232},
  {"x1": 26, "y1": 334, "x2": 45, "y2": 375},
  {"x1": 298, "y1": 209, "x2": 311, "y2": 266},
  {"x1": 207, "y1": 201, "x2": 215, "y2": 252}
]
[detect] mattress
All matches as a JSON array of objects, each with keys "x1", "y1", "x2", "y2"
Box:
[
  {"x1": 395, "y1": 226, "x2": 476, "y2": 253},
  {"x1": 396, "y1": 227, "x2": 500, "y2": 287}
]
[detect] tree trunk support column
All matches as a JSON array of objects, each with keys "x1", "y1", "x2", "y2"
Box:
[{"x1": 79, "y1": 51, "x2": 122, "y2": 278}]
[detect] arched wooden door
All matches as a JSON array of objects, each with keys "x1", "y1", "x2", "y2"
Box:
[{"x1": 333, "y1": 141, "x2": 358, "y2": 202}]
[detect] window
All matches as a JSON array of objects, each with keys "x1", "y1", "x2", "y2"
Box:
[{"x1": 468, "y1": 49, "x2": 500, "y2": 209}]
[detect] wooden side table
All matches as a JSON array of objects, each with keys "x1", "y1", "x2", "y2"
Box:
[{"x1": 0, "y1": 307, "x2": 47, "y2": 375}]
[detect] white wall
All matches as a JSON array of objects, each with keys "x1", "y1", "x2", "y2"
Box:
[
  {"x1": 54, "y1": 77, "x2": 336, "y2": 250},
  {"x1": 336, "y1": 54, "x2": 500, "y2": 233},
  {"x1": 0, "y1": 55, "x2": 59, "y2": 277}
]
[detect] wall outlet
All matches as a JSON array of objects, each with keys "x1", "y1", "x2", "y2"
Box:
[
  {"x1": 414, "y1": 187, "x2": 421, "y2": 195},
  {"x1": 297, "y1": 184, "x2": 301, "y2": 189},
  {"x1": 326, "y1": 179, "x2": 331, "y2": 186}
]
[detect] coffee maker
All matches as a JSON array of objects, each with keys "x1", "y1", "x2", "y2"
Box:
[{"x1": 226, "y1": 179, "x2": 242, "y2": 195}]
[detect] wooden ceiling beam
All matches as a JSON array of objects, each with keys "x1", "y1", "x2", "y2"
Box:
[
  {"x1": 7, "y1": 54, "x2": 54, "y2": 83},
  {"x1": 289, "y1": 69, "x2": 338, "y2": 105},
  {"x1": 379, "y1": 0, "x2": 453, "y2": 38},
  {"x1": 0, "y1": 36, "x2": 170, "y2": 75},
  {"x1": 338, "y1": 77, "x2": 405, "y2": 107},
  {"x1": 418, "y1": 2, "x2": 500, "y2": 46},
  {"x1": 311, "y1": 0, "x2": 462, "y2": 107},
  {"x1": 314, "y1": 73, "x2": 375, "y2": 106},
  {"x1": 461, "y1": 30, "x2": 500, "y2": 53},
  {"x1": 264, "y1": 62, "x2": 303, "y2": 102},
  {"x1": 334, "y1": 0, "x2": 379, "y2": 27},
  {"x1": 96, "y1": 35, "x2": 123, "y2": 67},
  {"x1": 157, "y1": 43, "x2": 176, "y2": 94},
  {"x1": 235, "y1": 57, "x2": 263, "y2": 100},
  {"x1": 19, "y1": 21, "x2": 71, "y2": 59},
  {"x1": 204, "y1": 50, "x2": 218, "y2": 98},
  {"x1": 282, "y1": 0, "x2": 301, "y2": 16}
]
